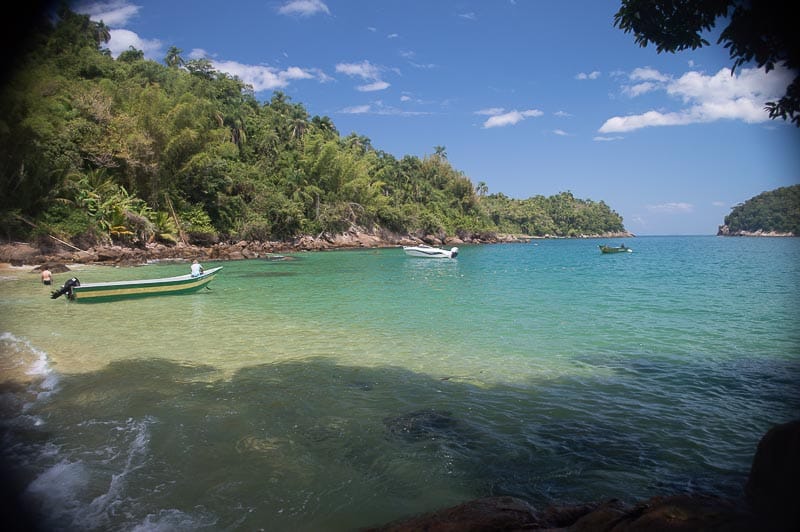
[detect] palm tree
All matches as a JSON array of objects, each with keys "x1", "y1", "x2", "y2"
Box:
[
  {"x1": 164, "y1": 46, "x2": 185, "y2": 68},
  {"x1": 311, "y1": 115, "x2": 338, "y2": 138},
  {"x1": 91, "y1": 20, "x2": 111, "y2": 45}
]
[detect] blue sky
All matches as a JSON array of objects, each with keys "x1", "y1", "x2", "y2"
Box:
[{"x1": 77, "y1": 0, "x2": 799, "y2": 235}]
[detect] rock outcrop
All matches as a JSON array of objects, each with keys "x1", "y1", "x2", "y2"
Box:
[
  {"x1": 368, "y1": 419, "x2": 799, "y2": 531},
  {"x1": 717, "y1": 225, "x2": 795, "y2": 237}
]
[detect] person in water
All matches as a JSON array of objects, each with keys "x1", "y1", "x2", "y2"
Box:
[
  {"x1": 190, "y1": 260, "x2": 204, "y2": 277},
  {"x1": 41, "y1": 268, "x2": 52, "y2": 285}
]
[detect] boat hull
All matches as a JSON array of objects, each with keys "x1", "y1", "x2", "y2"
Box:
[
  {"x1": 68, "y1": 267, "x2": 222, "y2": 302},
  {"x1": 403, "y1": 246, "x2": 458, "y2": 258},
  {"x1": 599, "y1": 245, "x2": 632, "y2": 254}
]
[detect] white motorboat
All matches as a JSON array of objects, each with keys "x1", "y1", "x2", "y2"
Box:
[{"x1": 402, "y1": 245, "x2": 459, "y2": 258}]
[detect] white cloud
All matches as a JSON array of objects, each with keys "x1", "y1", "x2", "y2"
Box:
[
  {"x1": 106, "y1": 28, "x2": 162, "y2": 59},
  {"x1": 341, "y1": 104, "x2": 371, "y2": 114},
  {"x1": 623, "y1": 82, "x2": 657, "y2": 97},
  {"x1": 553, "y1": 129, "x2": 568, "y2": 136},
  {"x1": 593, "y1": 135, "x2": 623, "y2": 142},
  {"x1": 339, "y1": 101, "x2": 429, "y2": 116},
  {"x1": 357, "y1": 81, "x2": 391, "y2": 92},
  {"x1": 212, "y1": 60, "x2": 322, "y2": 91},
  {"x1": 459, "y1": 12, "x2": 477, "y2": 20},
  {"x1": 576, "y1": 71, "x2": 601, "y2": 80},
  {"x1": 336, "y1": 61, "x2": 391, "y2": 92},
  {"x1": 475, "y1": 107, "x2": 506, "y2": 116},
  {"x1": 336, "y1": 61, "x2": 381, "y2": 80},
  {"x1": 387, "y1": 33, "x2": 399, "y2": 39},
  {"x1": 646, "y1": 202, "x2": 694, "y2": 213},
  {"x1": 481, "y1": 109, "x2": 543, "y2": 128},
  {"x1": 712, "y1": 201, "x2": 727, "y2": 207},
  {"x1": 630, "y1": 67, "x2": 670, "y2": 82},
  {"x1": 600, "y1": 66, "x2": 794, "y2": 133},
  {"x1": 554, "y1": 110, "x2": 572, "y2": 117},
  {"x1": 79, "y1": 0, "x2": 140, "y2": 26},
  {"x1": 278, "y1": 0, "x2": 330, "y2": 16},
  {"x1": 76, "y1": 1, "x2": 159, "y2": 59},
  {"x1": 188, "y1": 48, "x2": 209, "y2": 60}
]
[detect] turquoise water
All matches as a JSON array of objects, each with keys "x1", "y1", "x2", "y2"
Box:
[{"x1": 1, "y1": 236, "x2": 798, "y2": 530}]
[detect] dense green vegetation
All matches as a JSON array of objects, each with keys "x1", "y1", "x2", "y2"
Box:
[
  {"x1": 723, "y1": 185, "x2": 800, "y2": 235},
  {"x1": 0, "y1": 7, "x2": 626, "y2": 248}
]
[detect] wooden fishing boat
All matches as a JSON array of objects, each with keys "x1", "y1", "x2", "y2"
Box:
[
  {"x1": 599, "y1": 244, "x2": 632, "y2": 254},
  {"x1": 51, "y1": 266, "x2": 222, "y2": 302}
]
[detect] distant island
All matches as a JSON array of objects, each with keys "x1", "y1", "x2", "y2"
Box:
[{"x1": 718, "y1": 185, "x2": 800, "y2": 237}]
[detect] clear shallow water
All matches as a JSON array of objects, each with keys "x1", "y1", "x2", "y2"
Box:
[{"x1": 1, "y1": 236, "x2": 798, "y2": 531}]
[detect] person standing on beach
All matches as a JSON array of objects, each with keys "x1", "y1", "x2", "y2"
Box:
[
  {"x1": 41, "y1": 268, "x2": 52, "y2": 286},
  {"x1": 190, "y1": 260, "x2": 204, "y2": 277}
]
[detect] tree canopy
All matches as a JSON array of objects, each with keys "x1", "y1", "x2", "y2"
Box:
[
  {"x1": 614, "y1": 0, "x2": 800, "y2": 126},
  {"x1": 0, "y1": 7, "x2": 627, "y2": 247}
]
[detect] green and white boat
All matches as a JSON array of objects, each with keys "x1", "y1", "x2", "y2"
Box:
[
  {"x1": 598, "y1": 244, "x2": 632, "y2": 254},
  {"x1": 51, "y1": 266, "x2": 222, "y2": 302}
]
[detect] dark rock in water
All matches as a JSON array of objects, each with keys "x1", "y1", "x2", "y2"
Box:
[
  {"x1": 347, "y1": 381, "x2": 373, "y2": 391},
  {"x1": 745, "y1": 418, "x2": 800, "y2": 530},
  {"x1": 366, "y1": 496, "x2": 538, "y2": 531},
  {"x1": 383, "y1": 409, "x2": 459, "y2": 442},
  {"x1": 368, "y1": 494, "x2": 757, "y2": 531}
]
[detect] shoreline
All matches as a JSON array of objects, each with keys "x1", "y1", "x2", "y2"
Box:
[{"x1": 0, "y1": 229, "x2": 634, "y2": 270}]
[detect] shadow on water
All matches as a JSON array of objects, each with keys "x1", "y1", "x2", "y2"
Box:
[{"x1": 1, "y1": 355, "x2": 784, "y2": 531}]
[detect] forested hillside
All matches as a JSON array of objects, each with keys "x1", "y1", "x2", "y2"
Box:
[
  {"x1": 719, "y1": 185, "x2": 800, "y2": 236},
  {"x1": 0, "y1": 7, "x2": 626, "y2": 249}
]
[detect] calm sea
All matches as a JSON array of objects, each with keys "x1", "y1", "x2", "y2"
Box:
[{"x1": 1, "y1": 236, "x2": 798, "y2": 531}]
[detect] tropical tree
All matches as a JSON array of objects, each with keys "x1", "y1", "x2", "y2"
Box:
[{"x1": 164, "y1": 46, "x2": 185, "y2": 68}]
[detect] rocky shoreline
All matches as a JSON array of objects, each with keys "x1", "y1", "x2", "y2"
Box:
[
  {"x1": 0, "y1": 229, "x2": 634, "y2": 269},
  {"x1": 716, "y1": 225, "x2": 795, "y2": 237}
]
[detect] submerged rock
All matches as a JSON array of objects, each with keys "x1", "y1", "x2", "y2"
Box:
[{"x1": 383, "y1": 409, "x2": 461, "y2": 442}]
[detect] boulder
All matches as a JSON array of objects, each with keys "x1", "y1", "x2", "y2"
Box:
[
  {"x1": 745, "y1": 419, "x2": 800, "y2": 530},
  {"x1": 0, "y1": 243, "x2": 39, "y2": 264},
  {"x1": 32, "y1": 263, "x2": 71, "y2": 274},
  {"x1": 570, "y1": 495, "x2": 755, "y2": 531},
  {"x1": 94, "y1": 246, "x2": 125, "y2": 262},
  {"x1": 367, "y1": 496, "x2": 538, "y2": 531},
  {"x1": 73, "y1": 250, "x2": 98, "y2": 263}
]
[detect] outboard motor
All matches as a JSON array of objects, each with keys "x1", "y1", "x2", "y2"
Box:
[
  {"x1": 450, "y1": 247, "x2": 459, "y2": 258},
  {"x1": 51, "y1": 277, "x2": 80, "y2": 300}
]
